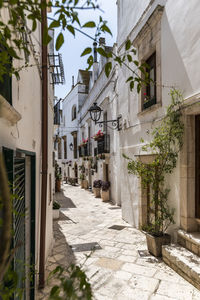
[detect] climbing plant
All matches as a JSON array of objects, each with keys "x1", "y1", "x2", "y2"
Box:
[{"x1": 123, "y1": 89, "x2": 184, "y2": 235}]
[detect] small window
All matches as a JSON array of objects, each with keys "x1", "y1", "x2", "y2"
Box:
[
  {"x1": 72, "y1": 105, "x2": 77, "y2": 120},
  {"x1": 143, "y1": 52, "x2": 156, "y2": 110}
]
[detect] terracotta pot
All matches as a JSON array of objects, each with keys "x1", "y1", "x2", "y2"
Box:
[
  {"x1": 80, "y1": 180, "x2": 84, "y2": 189},
  {"x1": 93, "y1": 187, "x2": 101, "y2": 198},
  {"x1": 83, "y1": 179, "x2": 88, "y2": 189},
  {"x1": 101, "y1": 189, "x2": 109, "y2": 202},
  {"x1": 55, "y1": 179, "x2": 61, "y2": 192},
  {"x1": 53, "y1": 209, "x2": 60, "y2": 219},
  {"x1": 146, "y1": 233, "x2": 171, "y2": 257}
]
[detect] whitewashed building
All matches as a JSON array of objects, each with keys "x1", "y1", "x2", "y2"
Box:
[
  {"x1": 56, "y1": 39, "x2": 122, "y2": 202},
  {"x1": 116, "y1": 0, "x2": 200, "y2": 286},
  {"x1": 117, "y1": 0, "x2": 200, "y2": 236},
  {"x1": 0, "y1": 12, "x2": 62, "y2": 298}
]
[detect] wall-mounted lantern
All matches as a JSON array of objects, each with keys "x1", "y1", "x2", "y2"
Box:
[
  {"x1": 88, "y1": 102, "x2": 122, "y2": 131},
  {"x1": 69, "y1": 142, "x2": 73, "y2": 151}
]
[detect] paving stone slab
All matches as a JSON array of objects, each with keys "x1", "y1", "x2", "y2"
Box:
[{"x1": 95, "y1": 257, "x2": 124, "y2": 271}]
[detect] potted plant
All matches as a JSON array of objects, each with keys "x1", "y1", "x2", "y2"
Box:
[
  {"x1": 80, "y1": 173, "x2": 85, "y2": 189},
  {"x1": 92, "y1": 130, "x2": 104, "y2": 141},
  {"x1": 123, "y1": 90, "x2": 184, "y2": 257},
  {"x1": 93, "y1": 180, "x2": 102, "y2": 198},
  {"x1": 83, "y1": 178, "x2": 89, "y2": 189},
  {"x1": 53, "y1": 201, "x2": 61, "y2": 219},
  {"x1": 101, "y1": 181, "x2": 110, "y2": 202}
]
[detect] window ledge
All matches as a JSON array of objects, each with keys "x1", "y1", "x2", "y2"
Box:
[
  {"x1": 137, "y1": 102, "x2": 161, "y2": 117},
  {"x1": 0, "y1": 95, "x2": 21, "y2": 125}
]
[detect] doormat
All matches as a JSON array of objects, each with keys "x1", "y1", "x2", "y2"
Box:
[
  {"x1": 70, "y1": 242, "x2": 102, "y2": 252},
  {"x1": 108, "y1": 225, "x2": 127, "y2": 231},
  {"x1": 138, "y1": 250, "x2": 151, "y2": 257}
]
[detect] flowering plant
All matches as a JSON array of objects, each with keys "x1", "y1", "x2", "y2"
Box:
[
  {"x1": 92, "y1": 130, "x2": 104, "y2": 141},
  {"x1": 93, "y1": 180, "x2": 102, "y2": 188},
  {"x1": 101, "y1": 181, "x2": 110, "y2": 191},
  {"x1": 79, "y1": 138, "x2": 88, "y2": 147}
]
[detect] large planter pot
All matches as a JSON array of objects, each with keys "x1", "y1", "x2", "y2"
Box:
[
  {"x1": 101, "y1": 190, "x2": 110, "y2": 202},
  {"x1": 53, "y1": 209, "x2": 60, "y2": 220},
  {"x1": 146, "y1": 233, "x2": 171, "y2": 257},
  {"x1": 83, "y1": 179, "x2": 88, "y2": 189},
  {"x1": 80, "y1": 180, "x2": 84, "y2": 189},
  {"x1": 55, "y1": 179, "x2": 61, "y2": 192},
  {"x1": 93, "y1": 187, "x2": 101, "y2": 198}
]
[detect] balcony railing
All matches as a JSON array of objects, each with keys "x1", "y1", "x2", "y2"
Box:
[
  {"x1": 97, "y1": 134, "x2": 110, "y2": 154},
  {"x1": 79, "y1": 142, "x2": 92, "y2": 157}
]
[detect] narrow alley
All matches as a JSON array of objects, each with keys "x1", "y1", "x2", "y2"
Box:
[{"x1": 38, "y1": 184, "x2": 200, "y2": 300}]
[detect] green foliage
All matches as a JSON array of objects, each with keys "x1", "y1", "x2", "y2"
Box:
[
  {"x1": 48, "y1": 264, "x2": 92, "y2": 300},
  {"x1": 123, "y1": 90, "x2": 184, "y2": 235},
  {"x1": 53, "y1": 201, "x2": 61, "y2": 209},
  {"x1": 0, "y1": 0, "x2": 111, "y2": 80}
]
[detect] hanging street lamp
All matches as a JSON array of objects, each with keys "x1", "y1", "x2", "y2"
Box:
[{"x1": 88, "y1": 102, "x2": 122, "y2": 131}]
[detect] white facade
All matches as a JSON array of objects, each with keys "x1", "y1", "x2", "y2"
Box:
[
  {"x1": 56, "y1": 42, "x2": 121, "y2": 201},
  {"x1": 55, "y1": 0, "x2": 200, "y2": 241},
  {"x1": 0, "y1": 13, "x2": 54, "y2": 296},
  {"x1": 117, "y1": 0, "x2": 200, "y2": 237}
]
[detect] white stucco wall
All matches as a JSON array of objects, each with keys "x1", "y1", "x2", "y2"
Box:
[
  {"x1": 0, "y1": 19, "x2": 54, "y2": 282},
  {"x1": 116, "y1": 0, "x2": 200, "y2": 229}
]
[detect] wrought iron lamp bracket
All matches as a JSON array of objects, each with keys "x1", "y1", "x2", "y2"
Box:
[{"x1": 95, "y1": 115, "x2": 122, "y2": 131}]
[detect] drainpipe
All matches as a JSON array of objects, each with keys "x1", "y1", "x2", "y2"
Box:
[{"x1": 39, "y1": 0, "x2": 48, "y2": 288}]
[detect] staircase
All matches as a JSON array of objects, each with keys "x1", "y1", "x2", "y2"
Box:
[{"x1": 162, "y1": 230, "x2": 200, "y2": 290}]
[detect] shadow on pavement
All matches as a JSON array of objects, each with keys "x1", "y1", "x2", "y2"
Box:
[{"x1": 54, "y1": 190, "x2": 76, "y2": 208}]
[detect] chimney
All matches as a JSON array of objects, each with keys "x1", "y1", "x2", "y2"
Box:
[
  {"x1": 93, "y1": 41, "x2": 98, "y2": 83},
  {"x1": 93, "y1": 41, "x2": 97, "y2": 63},
  {"x1": 99, "y1": 37, "x2": 105, "y2": 46}
]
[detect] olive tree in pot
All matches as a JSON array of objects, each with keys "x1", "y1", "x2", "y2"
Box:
[
  {"x1": 123, "y1": 90, "x2": 184, "y2": 257},
  {"x1": 93, "y1": 180, "x2": 102, "y2": 198},
  {"x1": 101, "y1": 181, "x2": 110, "y2": 202},
  {"x1": 53, "y1": 201, "x2": 61, "y2": 219}
]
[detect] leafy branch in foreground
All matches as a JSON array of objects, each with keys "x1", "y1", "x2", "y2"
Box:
[
  {"x1": 0, "y1": 0, "x2": 110, "y2": 80},
  {"x1": 48, "y1": 264, "x2": 92, "y2": 300},
  {"x1": 81, "y1": 34, "x2": 150, "y2": 93},
  {"x1": 123, "y1": 89, "x2": 184, "y2": 235}
]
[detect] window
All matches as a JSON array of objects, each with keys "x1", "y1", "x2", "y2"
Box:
[
  {"x1": 103, "y1": 112, "x2": 107, "y2": 132},
  {"x1": 63, "y1": 136, "x2": 67, "y2": 159},
  {"x1": 134, "y1": 6, "x2": 163, "y2": 114},
  {"x1": 58, "y1": 140, "x2": 62, "y2": 159},
  {"x1": 73, "y1": 135, "x2": 77, "y2": 159},
  {"x1": 143, "y1": 52, "x2": 156, "y2": 110},
  {"x1": 72, "y1": 105, "x2": 77, "y2": 120}
]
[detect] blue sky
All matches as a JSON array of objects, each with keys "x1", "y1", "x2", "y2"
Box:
[{"x1": 53, "y1": 1, "x2": 117, "y2": 99}]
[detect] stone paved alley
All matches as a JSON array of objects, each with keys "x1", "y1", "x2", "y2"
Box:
[{"x1": 38, "y1": 184, "x2": 200, "y2": 300}]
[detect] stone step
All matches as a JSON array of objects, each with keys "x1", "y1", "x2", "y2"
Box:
[
  {"x1": 162, "y1": 244, "x2": 200, "y2": 290},
  {"x1": 178, "y1": 229, "x2": 200, "y2": 256}
]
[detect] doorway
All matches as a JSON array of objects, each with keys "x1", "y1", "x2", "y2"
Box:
[
  {"x1": 195, "y1": 115, "x2": 200, "y2": 219},
  {"x1": 3, "y1": 147, "x2": 36, "y2": 300}
]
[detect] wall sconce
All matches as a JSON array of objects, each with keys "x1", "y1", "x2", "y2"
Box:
[
  {"x1": 69, "y1": 142, "x2": 73, "y2": 151},
  {"x1": 88, "y1": 102, "x2": 122, "y2": 131}
]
